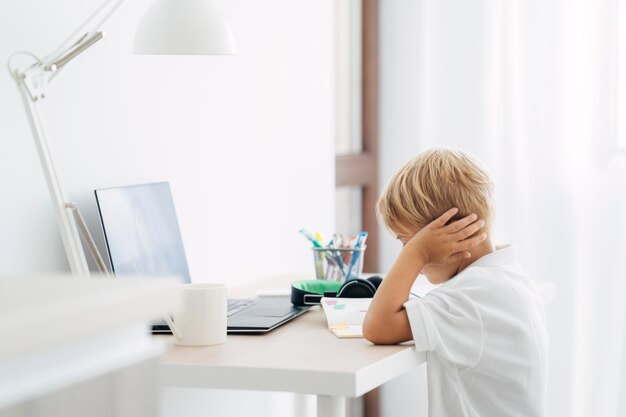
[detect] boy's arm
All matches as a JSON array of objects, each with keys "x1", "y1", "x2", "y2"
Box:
[{"x1": 362, "y1": 208, "x2": 486, "y2": 345}]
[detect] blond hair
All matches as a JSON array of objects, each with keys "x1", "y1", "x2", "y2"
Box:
[{"x1": 377, "y1": 148, "x2": 495, "y2": 233}]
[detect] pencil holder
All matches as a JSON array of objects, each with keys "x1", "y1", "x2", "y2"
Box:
[{"x1": 312, "y1": 246, "x2": 366, "y2": 281}]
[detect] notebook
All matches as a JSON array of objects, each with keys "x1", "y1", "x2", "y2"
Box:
[
  {"x1": 94, "y1": 181, "x2": 309, "y2": 334},
  {"x1": 320, "y1": 297, "x2": 372, "y2": 338}
]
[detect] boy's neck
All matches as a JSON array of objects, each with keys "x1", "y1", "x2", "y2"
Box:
[{"x1": 456, "y1": 237, "x2": 495, "y2": 275}]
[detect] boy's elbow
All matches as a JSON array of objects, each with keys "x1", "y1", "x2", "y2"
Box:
[
  {"x1": 362, "y1": 319, "x2": 377, "y2": 344},
  {"x1": 363, "y1": 312, "x2": 412, "y2": 345},
  {"x1": 363, "y1": 316, "x2": 396, "y2": 345}
]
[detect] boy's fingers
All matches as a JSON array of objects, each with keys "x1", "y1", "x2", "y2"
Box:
[
  {"x1": 456, "y1": 233, "x2": 487, "y2": 252},
  {"x1": 431, "y1": 207, "x2": 459, "y2": 228},
  {"x1": 445, "y1": 213, "x2": 478, "y2": 233},
  {"x1": 453, "y1": 219, "x2": 485, "y2": 240}
]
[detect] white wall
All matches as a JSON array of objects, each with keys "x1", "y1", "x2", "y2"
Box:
[
  {"x1": 0, "y1": 0, "x2": 334, "y2": 282},
  {"x1": 1, "y1": 0, "x2": 334, "y2": 415}
]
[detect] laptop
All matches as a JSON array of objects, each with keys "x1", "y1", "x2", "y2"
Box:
[{"x1": 94, "y1": 181, "x2": 309, "y2": 334}]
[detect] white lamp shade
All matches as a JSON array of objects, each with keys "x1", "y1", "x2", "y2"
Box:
[{"x1": 133, "y1": 0, "x2": 237, "y2": 55}]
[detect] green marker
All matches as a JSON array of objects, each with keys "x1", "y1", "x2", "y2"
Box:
[{"x1": 299, "y1": 229, "x2": 323, "y2": 248}]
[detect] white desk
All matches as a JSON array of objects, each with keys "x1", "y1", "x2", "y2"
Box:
[
  {"x1": 0, "y1": 275, "x2": 180, "y2": 416},
  {"x1": 158, "y1": 278, "x2": 426, "y2": 417}
]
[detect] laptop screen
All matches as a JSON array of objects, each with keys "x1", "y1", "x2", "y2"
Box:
[{"x1": 95, "y1": 182, "x2": 191, "y2": 283}]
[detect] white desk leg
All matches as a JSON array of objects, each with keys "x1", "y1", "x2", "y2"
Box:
[
  {"x1": 294, "y1": 394, "x2": 312, "y2": 417},
  {"x1": 317, "y1": 395, "x2": 346, "y2": 417}
]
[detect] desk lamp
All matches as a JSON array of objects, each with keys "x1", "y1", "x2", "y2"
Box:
[{"x1": 7, "y1": 0, "x2": 236, "y2": 276}]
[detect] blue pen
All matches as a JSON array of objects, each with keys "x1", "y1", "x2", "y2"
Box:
[
  {"x1": 345, "y1": 231, "x2": 368, "y2": 280},
  {"x1": 328, "y1": 239, "x2": 346, "y2": 279}
]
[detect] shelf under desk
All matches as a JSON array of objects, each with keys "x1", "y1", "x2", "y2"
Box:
[{"x1": 158, "y1": 277, "x2": 426, "y2": 417}]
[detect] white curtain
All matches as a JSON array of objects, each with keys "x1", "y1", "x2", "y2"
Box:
[
  {"x1": 489, "y1": 2, "x2": 626, "y2": 415},
  {"x1": 380, "y1": 0, "x2": 626, "y2": 416}
]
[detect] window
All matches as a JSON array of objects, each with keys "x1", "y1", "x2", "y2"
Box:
[{"x1": 334, "y1": 0, "x2": 379, "y2": 273}]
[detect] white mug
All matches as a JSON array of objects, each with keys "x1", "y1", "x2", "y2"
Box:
[{"x1": 165, "y1": 283, "x2": 227, "y2": 346}]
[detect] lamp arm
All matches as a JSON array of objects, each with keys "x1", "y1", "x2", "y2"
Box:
[
  {"x1": 7, "y1": 0, "x2": 128, "y2": 277},
  {"x1": 16, "y1": 82, "x2": 91, "y2": 276},
  {"x1": 41, "y1": 0, "x2": 125, "y2": 70},
  {"x1": 9, "y1": 0, "x2": 125, "y2": 97},
  {"x1": 48, "y1": 32, "x2": 105, "y2": 72}
]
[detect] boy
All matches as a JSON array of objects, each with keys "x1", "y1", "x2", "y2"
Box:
[{"x1": 363, "y1": 148, "x2": 548, "y2": 417}]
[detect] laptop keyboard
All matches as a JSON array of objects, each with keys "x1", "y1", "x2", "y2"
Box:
[{"x1": 227, "y1": 299, "x2": 256, "y2": 317}]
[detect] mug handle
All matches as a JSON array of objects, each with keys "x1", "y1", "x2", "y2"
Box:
[{"x1": 163, "y1": 315, "x2": 183, "y2": 340}]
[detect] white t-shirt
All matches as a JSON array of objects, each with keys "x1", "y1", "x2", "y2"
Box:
[{"x1": 403, "y1": 245, "x2": 548, "y2": 417}]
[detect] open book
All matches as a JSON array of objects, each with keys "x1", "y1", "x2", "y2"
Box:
[
  {"x1": 320, "y1": 297, "x2": 372, "y2": 338},
  {"x1": 319, "y1": 276, "x2": 438, "y2": 338}
]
